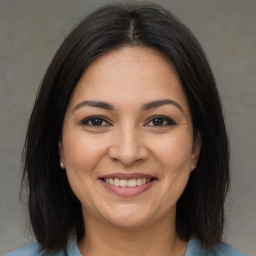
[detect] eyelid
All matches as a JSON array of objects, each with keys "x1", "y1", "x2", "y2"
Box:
[
  {"x1": 144, "y1": 115, "x2": 177, "y2": 127},
  {"x1": 79, "y1": 115, "x2": 112, "y2": 126},
  {"x1": 78, "y1": 115, "x2": 177, "y2": 127}
]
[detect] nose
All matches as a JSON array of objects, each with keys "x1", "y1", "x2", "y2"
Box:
[{"x1": 108, "y1": 125, "x2": 149, "y2": 166}]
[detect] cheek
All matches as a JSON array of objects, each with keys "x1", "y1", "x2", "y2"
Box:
[
  {"x1": 151, "y1": 130, "x2": 193, "y2": 171},
  {"x1": 62, "y1": 133, "x2": 109, "y2": 206},
  {"x1": 62, "y1": 132, "x2": 108, "y2": 175}
]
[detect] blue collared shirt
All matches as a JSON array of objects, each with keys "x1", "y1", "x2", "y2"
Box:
[{"x1": 5, "y1": 237, "x2": 246, "y2": 256}]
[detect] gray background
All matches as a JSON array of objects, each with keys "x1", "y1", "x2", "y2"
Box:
[{"x1": 0, "y1": 0, "x2": 255, "y2": 255}]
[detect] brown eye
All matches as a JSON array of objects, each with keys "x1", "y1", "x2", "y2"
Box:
[
  {"x1": 90, "y1": 118, "x2": 104, "y2": 126},
  {"x1": 146, "y1": 115, "x2": 177, "y2": 127},
  {"x1": 152, "y1": 118, "x2": 164, "y2": 126},
  {"x1": 80, "y1": 116, "x2": 111, "y2": 126}
]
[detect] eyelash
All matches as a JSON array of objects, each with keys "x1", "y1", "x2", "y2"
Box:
[
  {"x1": 79, "y1": 115, "x2": 111, "y2": 127},
  {"x1": 79, "y1": 115, "x2": 177, "y2": 127},
  {"x1": 145, "y1": 115, "x2": 177, "y2": 127}
]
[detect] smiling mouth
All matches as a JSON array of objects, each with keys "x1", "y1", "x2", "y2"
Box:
[
  {"x1": 99, "y1": 175, "x2": 157, "y2": 196},
  {"x1": 101, "y1": 178, "x2": 156, "y2": 187}
]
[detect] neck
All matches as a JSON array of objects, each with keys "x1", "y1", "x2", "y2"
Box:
[{"x1": 78, "y1": 211, "x2": 188, "y2": 256}]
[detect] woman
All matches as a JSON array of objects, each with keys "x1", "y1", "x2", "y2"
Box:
[{"x1": 6, "y1": 2, "x2": 246, "y2": 256}]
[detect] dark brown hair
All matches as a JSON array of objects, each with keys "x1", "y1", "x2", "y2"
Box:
[{"x1": 22, "y1": 2, "x2": 229, "y2": 252}]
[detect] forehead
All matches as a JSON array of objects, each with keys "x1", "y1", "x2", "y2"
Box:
[{"x1": 69, "y1": 46, "x2": 190, "y2": 113}]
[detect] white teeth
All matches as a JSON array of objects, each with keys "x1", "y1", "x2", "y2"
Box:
[
  {"x1": 137, "y1": 178, "x2": 142, "y2": 186},
  {"x1": 128, "y1": 179, "x2": 137, "y2": 187},
  {"x1": 104, "y1": 177, "x2": 152, "y2": 187},
  {"x1": 119, "y1": 179, "x2": 128, "y2": 187},
  {"x1": 114, "y1": 178, "x2": 120, "y2": 186}
]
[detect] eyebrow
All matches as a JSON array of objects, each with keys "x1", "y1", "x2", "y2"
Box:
[
  {"x1": 141, "y1": 99, "x2": 184, "y2": 113},
  {"x1": 73, "y1": 100, "x2": 115, "y2": 112},
  {"x1": 73, "y1": 99, "x2": 183, "y2": 113}
]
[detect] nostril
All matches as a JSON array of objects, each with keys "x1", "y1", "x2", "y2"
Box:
[{"x1": 108, "y1": 139, "x2": 149, "y2": 166}]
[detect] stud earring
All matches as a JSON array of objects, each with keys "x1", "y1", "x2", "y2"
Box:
[
  {"x1": 60, "y1": 161, "x2": 65, "y2": 168},
  {"x1": 191, "y1": 162, "x2": 197, "y2": 171}
]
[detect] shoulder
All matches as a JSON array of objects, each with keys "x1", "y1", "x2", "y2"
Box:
[
  {"x1": 186, "y1": 238, "x2": 247, "y2": 256},
  {"x1": 214, "y1": 242, "x2": 247, "y2": 256},
  {"x1": 5, "y1": 243, "x2": 66, "y2": 256},
  {"x1": 4, "y1": 237, "x2": 80, "y2": 256},
  {"x1": 5, "y1": 243, "x2": 44, "y2": 256}
]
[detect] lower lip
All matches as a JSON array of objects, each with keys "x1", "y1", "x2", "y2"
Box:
[{"x1": 100, "y1": 179, "x2": 156, "y2": 197}]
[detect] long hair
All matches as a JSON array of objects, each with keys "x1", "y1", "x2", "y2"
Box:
[{"x1": 22, "y1": 2, "x2": 229, "y2": 251}]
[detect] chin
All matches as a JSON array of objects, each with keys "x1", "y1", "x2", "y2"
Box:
[
  {"x1": 106, "y1": 216, "x2": 152, "y2": 230},
  {"x1": 98, "y1": 204, "x2": 160, "y2": 229}
]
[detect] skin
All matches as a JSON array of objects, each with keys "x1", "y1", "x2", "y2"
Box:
[{"x1": 59, "y1": 46, "x2": 201, "y2": 256}]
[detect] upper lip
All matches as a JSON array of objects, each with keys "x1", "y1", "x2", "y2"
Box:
[{"x1": 98, "y1": 173, "x2": 157, "y2": 180}]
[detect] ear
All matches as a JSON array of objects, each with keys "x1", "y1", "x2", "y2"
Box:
[
  {"x1": 58, "y1": 140, "x2": 65, "y2": 168},
  {"x1": 190, "y1": 131, "x2": 202, "y2": 172}
]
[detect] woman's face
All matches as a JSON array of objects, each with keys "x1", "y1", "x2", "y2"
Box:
[{"x1": 59, "y1": 46, "x2": 200, "y2": 229}]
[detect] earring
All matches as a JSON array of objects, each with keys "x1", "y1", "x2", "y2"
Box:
[
  {"x1": 191, "y1": 162, "x2": 197, "y2": 171},
  {"x1": 60, "y1": 161, "x2": 65, "y2": 168}
]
